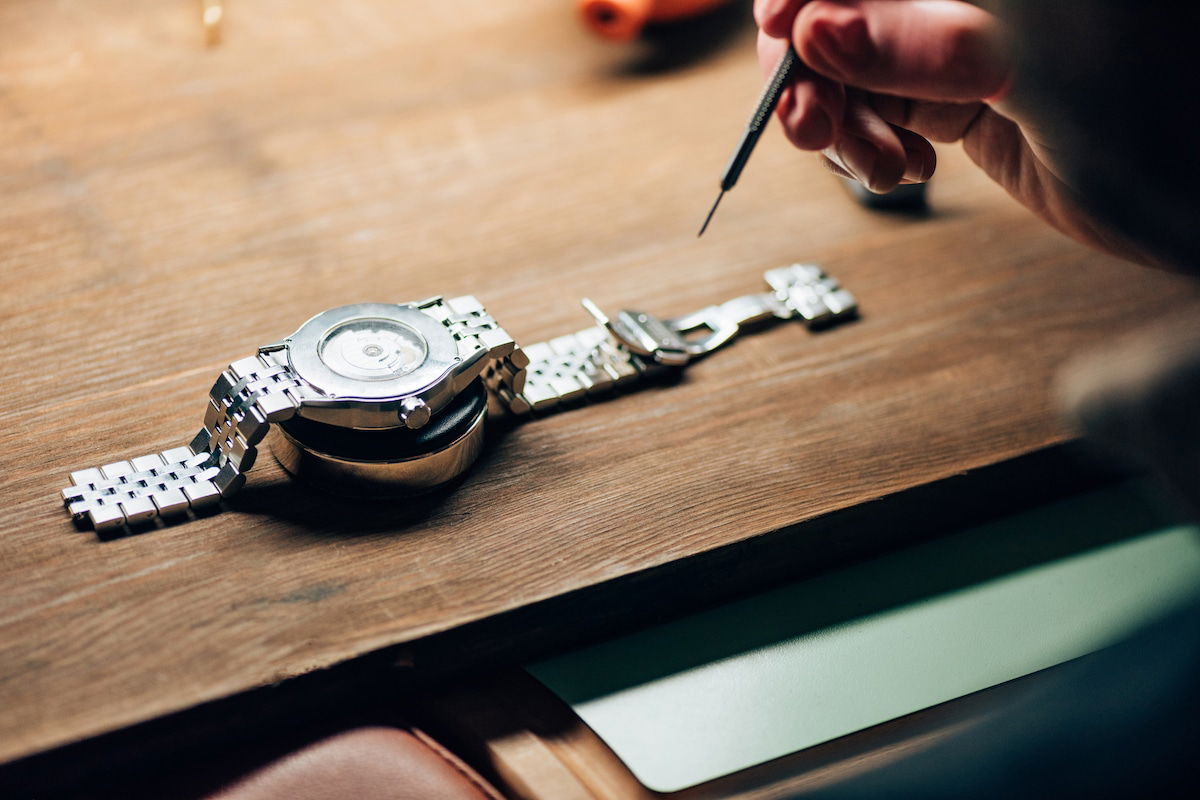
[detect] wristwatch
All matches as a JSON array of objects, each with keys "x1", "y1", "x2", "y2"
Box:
[{"x1": 61, "y1": 265, "x2": 857, "y2": 533}]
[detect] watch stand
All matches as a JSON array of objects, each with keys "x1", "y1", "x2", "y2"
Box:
[{"x1": 271, "y1": 380, "x2": 489, "y2": 497}]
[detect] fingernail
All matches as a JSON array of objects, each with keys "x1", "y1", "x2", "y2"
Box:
[
  {"x1": 811, "y1": 16, "x2": 872, "y2": 73},
  {"x1": 837, "y1": 136, "x2": 879, "y2": 190},
  {"x1": 903, "y1": 148, "x2": 934, "y2": 183}
]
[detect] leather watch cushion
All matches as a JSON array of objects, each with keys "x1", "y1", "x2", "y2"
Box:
[
  {"x1": 278, "y1": 378, "x2": 487, "y2": 461},
  {"x1": 208, "y1": 726, "x2": 500, "y2": 800}
]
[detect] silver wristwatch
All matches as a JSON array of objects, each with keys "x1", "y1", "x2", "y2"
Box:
[{"x1": 61, "y1": 265, "x2": 856, "y2": 533}]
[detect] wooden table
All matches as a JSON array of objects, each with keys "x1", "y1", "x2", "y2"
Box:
[{"x1": 3, "y1": 0, "x2": 1197, "y2": 770}]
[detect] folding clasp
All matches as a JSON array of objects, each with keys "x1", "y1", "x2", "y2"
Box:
[
  {"x1": 578, "y1": 264, "x2": 857, "y2": 368},
  {"x1": 581, "y1": 298, "x2": 739, "y2": 367}
]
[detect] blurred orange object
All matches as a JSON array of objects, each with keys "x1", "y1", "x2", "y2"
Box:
[{"x1": 578, "y1": 0, "x2": 732, "y2": 41}]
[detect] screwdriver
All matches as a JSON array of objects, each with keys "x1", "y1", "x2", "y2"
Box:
[{"x1": 698, "y1": 46, "x2": 800, "y2": 237}]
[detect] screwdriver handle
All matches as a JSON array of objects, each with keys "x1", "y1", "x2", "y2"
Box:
[{"x1": 720, "y1": 46, "x2": 800, "y2": 191}]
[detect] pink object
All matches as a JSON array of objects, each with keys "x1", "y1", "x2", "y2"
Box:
[{"x1": 578, "y1": 0, "x2": 733, "y2": 41}]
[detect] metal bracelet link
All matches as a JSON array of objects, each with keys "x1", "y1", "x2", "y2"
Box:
[
  {"x1": 418, "y1": 293, "x2": 538, "y2": 412},
  {"x1": 61, "y1": 353, "x2": 306, "y2": 532},
  {"x1": 496, "y1": 326, "x2": 656, "y2": 414},
  {"x1": 764, "y1": 264, "x2": 857, "y2": 325},
  {"x1": 419, "y1": 295, "x2": 531, "y2": 401}
]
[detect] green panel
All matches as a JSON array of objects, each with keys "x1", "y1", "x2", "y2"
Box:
[{"x1": 528, "y1": 483, "x2": 1200, "y2": 793}]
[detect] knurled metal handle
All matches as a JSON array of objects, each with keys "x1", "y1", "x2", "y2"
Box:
[{"x1": 61, "y1": 353, "x2": 306, "y2": 532}]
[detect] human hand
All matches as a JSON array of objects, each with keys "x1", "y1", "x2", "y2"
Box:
[{"x1": 753, "y1": 0, "x2": 1152, "y2": 264}]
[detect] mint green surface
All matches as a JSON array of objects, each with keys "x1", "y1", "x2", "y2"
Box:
[{"x1": 528, "y1": 483, "x2": 1200, "y2": 793}]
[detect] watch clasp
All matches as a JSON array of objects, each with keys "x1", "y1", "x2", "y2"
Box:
[
  {"x1": 581, "y1": 298, "x2": 738, "y2": 367},
  {"x1": 579, "y1": 265, "x2": 857, "y2": 368}
]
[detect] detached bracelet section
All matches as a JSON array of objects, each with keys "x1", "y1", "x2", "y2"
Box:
[
  {"x1": 496, "y1": 264, "x2": 857, "y2": 415},
  {"x1": 61, "y1": 353, "x2": 305, "y2": 532}
]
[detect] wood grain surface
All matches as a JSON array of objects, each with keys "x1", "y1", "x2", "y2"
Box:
[{"x1": 3, "y1": 0, "x2": 1198, "y2": 766}]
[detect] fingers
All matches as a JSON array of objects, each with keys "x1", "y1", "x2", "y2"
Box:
[
  {"x1": 758, "y1": 32, "x2": 934, "y2": 191},
  {"x1": 754, "y1": 0, "x2": 810, "y2": 39},
  {"x1": 793, "y1": 0, "x2": 1010, "y2": 103},
  {"x1": 756, "y1": 0, "x2": 994, "y2": 189},
  {"x1": 894, "y1": 125, "x2": 937, "y2": 183},
  {"x1": 869, "y1": 94, "x2": 989, "y2": 144},
  {"x1": 758, "y1": 30, "x2": 844, "y2": 151},
  {"x1": 827, "y1": 130, "x2": 933, "y2": 193},
  {"x1": 822, "y1": 91, "x2": 932, "y2": 193}
]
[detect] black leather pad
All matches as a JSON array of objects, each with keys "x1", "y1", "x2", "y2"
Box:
[{"x1": 278, "y1": 379, "x2": 487, "y2": 461}]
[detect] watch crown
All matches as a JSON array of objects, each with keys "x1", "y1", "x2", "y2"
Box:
[{"x1": 399, "y1": 397, "x2": 431, "y2": 430}]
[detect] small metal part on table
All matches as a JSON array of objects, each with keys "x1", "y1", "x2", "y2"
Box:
[
  {"x1": 842, "y1": 177, "x2": 929, "y2": 211},
  {"x1": 202, "y1": 0, "x2": 223, "y2": 47}
]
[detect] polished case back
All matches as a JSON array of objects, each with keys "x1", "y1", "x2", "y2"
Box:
[{"x1": 283, "y1": 302, "x2": 463, "y2": 430}]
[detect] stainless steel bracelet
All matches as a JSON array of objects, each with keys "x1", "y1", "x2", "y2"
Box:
[
  {"x1": 61, "y1": 267, "x2": 853, "y2": 531},
  {"x1": 492, "y1": 264, "x2": 856, "y2": 414},
  {"x1": 61, "y1": 353, "x2": 308, "y2": 532}
]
